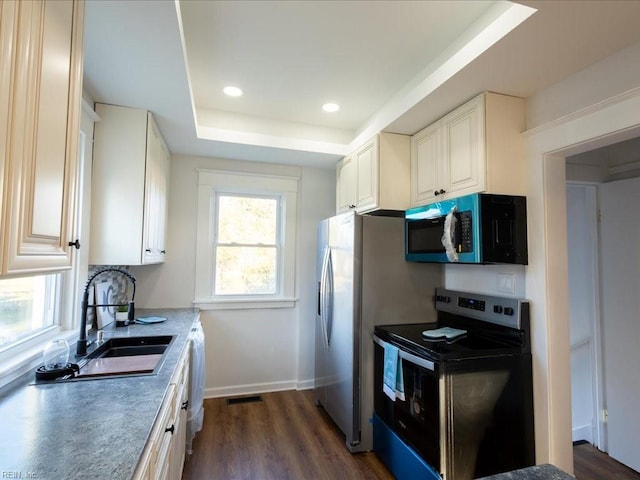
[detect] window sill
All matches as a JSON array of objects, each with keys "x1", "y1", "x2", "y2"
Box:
[{"x1": 193, "y1": 297, "x2": 297, "y2": 310}]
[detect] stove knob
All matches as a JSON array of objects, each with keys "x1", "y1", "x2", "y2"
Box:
[
  {"x1": 493, "y1": 305, "x2": 503, "y2": 314},
  {"x1": 504, "y1": 307, "x2": 514, "y2": 316}
]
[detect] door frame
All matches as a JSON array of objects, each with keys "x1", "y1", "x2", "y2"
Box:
[
  {"x1": 524, "y1": 86, "x2": 640, "y2": 472},
  {"x1": 565, "y1": 182, "x2": 605, "y2": 450}
]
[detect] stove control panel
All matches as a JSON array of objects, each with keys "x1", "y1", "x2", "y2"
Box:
[
  {"x1": 435, "y1": 288, "x2": 529, "y2": 329},
  {"x1": 458, "y1": 297, "x2": 486, "y2": 311}
]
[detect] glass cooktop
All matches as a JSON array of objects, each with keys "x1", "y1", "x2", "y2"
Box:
[{"x1": 375, "y1": 322, "x2": 525, "y2": 362}]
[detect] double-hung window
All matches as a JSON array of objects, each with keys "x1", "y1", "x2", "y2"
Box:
[
  {"x1": 214, "y1": 193, "x2": 279, "y2": 295},
  {"x1": 0, "y1": 274, "x2": 60, "y2": 353},
  {"x1": 195, "y1": 169, "x2": 298, "y2": 309}
]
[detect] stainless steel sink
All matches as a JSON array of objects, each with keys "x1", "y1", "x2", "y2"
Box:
[
  {"x1": 98, "y1": 345, "x2": 168, "y2": 357},
  {"x1": 35, "y1": 335, "x2": 175, "y2": 383},
  {"x1": 89, "y1": 335, "x2": 174, "y2": 359}
]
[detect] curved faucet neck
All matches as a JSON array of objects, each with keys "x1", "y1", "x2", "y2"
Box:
[{"x1": 77, "y1": 267, "x2": 137, "y2": 355}]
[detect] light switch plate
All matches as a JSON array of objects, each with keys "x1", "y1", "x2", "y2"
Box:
[{"x1": 497, "y1": 273, "x2": 515, "y2": 295}]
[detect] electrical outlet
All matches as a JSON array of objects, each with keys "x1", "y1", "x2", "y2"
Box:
[{"x1": 497, "y1": 273, "x2": 515, "y2": 294}]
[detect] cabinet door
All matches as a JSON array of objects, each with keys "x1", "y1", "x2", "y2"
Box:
[
  {"x1": 1, "y1": 0, "x2": 83, "y2": 275},
  {"x1": 354, "y1": 136, "x2": 378, "y2": 213},
  {"x1": 411, "y1": 122, "x2": 442, "y2": 206},
  {"x1": 156, "y1": 138, "x2": 170, "y2": 259},
  {"x1": 442, "y1": 95, "x2": 485, "y2": 197},
  {"x1": 171, "y1": 358, "x2": 189, "y2": 480},
  {"x1": 142, "y1": 115, "x2": 169, "y2": 264},
  {"x1": 336, "y1": 155, "x2": 356, "y2": 213},
  {"x1": 152, "y1": 384, "x2": 176, "y2": 480},
  {"x1": 0, "y1": 0, "x2": 16, "y2": 254},
  {"x1": 90, "y1": 104, "x2": 147, "y2": 266}
]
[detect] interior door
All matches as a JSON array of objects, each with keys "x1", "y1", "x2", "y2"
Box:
[
  {"x1": 566, "y1": 184, "x2": 599, "y2": 445},
  {"x1": 599, "y1": 177, "x2": 640, "y2": 471}
]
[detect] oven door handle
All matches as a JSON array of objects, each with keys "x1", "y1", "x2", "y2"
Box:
[{"x1": 373, "y1": 335, "x2": 436, "y2": 372}]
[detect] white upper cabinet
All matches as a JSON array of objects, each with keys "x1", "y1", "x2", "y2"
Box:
[
  {"x1": 0, "y1": 0, "x2": 84, "y2": 276},
  {"x1": 336, "y1": 154, "x2": 356, "y2": 213},
  {"x1": 354, "y1": 137, "x2": 378, "y2": 210},
  {"x1": 336, "y1": 133, "x2": 410, "y2": 214},
  {"x1": 410, "y1": 92, "x2": 525, "y2": 207},
  {"x1": 142, "y1": 118, "x2": 170, "y2": 264},
  {"x1": 90, "y1": 104, "x2": 170, "y2": 266},
  {"x1": 411, "y1": 121, "x2": 441, "y2": 208},
  {"x1": 442, "y1": 94, "x2": 485, "y2": 197}
]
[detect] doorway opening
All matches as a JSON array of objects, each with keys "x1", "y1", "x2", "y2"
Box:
[{"x1": 564, "y1": 135, "x2": 640, "y2": 473}]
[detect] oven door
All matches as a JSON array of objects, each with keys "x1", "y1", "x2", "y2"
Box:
[{"x1": 374, "y1": 337, "x2": 441, "y2": 473}]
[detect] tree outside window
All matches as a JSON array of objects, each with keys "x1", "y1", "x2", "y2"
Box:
[
  {"x1": 214, "y1": 194, "x2": 280, "y2": 295},
  {"x1": 0, "y1": 275, "x2": 58, "y2": 352}
]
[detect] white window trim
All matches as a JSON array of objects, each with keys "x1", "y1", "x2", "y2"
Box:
[{"x1": 194, "y1": 169, "x2": 298, "y2": 310}]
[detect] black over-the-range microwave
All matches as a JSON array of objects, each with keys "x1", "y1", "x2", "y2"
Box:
[{"x1": 405, "y1": 193, "x2": 528, "y2": 264}]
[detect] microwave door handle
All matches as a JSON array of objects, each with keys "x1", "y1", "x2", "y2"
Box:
[
  {"x1": 373, "y1": 335, "x2": 436, "y2": 372},
  {"x1": 442, "y1": 210, "x2": 459, "y2": 262}
]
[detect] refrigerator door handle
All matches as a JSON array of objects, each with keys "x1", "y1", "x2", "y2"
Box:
[
  {"x1": 319, "y1": 247, "x2": 332, "y2": 350},
  {"x1": 325, "y1": 247, "x2": 334, "y2": 347}
]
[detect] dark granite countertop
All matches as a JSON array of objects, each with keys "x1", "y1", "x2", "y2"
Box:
[
  {"x1": 0, "y1": 308, "x2": 200, "y2": 480},
  {"x1": 478, "y1": 464, "x2": 575, "y2": 479}
]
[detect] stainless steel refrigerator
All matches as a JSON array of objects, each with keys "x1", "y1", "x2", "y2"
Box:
[{"x1": 314, "y1": 212, "x2": 441, "y2": 452}]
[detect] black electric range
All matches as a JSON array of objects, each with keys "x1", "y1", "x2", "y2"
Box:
[{"x1": 372, "y1": 288, "x2": 535, "y2": 480}]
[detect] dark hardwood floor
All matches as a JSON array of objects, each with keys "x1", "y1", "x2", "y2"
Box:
[
  {"x1": 182, "y1": 390, "x2": 393, "y2": 480},
  {"x1": 182, "y1": 389, "x2": 640, "y2": 480},
  {"x1": 574, "y1": 442, "x2": 640, "y2": 480}
]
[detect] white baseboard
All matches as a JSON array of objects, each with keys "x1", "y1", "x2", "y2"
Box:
[
  {"x1": 572, "y1": 424, "x2": 593, "y2": 443},
  {"x1": 296, "y1": 379, "x2": 315, "y2": 391},
  {"x1": 204, "y1": 378, "x2": 316, "y2": 399},
  {"x1": 205, "y1": 380, "x2": 298, "y2": 399}
]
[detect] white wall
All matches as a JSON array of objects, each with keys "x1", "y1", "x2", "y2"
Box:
[
  {"x1": 445, "y1": 40, "x2": 640, "y2": 472},
  {"x1": 438, "y1": 39, "x2": 640, "y2": 306},
  {"x1": 128, "y1": 38, "x2": 640, "y2": 467},
  {"x1": 132, "y1": 154, "x2": 335, "y2": 397},
  {"x1": 523, "y1": 76, "x2": 640, "y2": 473},
  {"x1": 526, "y1": 41, "x2": 640, "y2": 130},
  {"x1": 444, "y1": 264, "x2": 526, "y2": 297},
  {"x1": 295, "y1": 168, "x2": 336, "y2": 388}
]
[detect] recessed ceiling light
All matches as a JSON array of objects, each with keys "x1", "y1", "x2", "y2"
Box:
[
  {"x1": 322, "y1": 103, "x2": 340, "y2": 113},
  {"x1": 223, "y1": 86, "x2": 243, "y2": 97}
]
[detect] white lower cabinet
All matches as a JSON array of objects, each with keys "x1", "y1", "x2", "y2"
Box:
[
  {"x1": 171, "y1": 349, "x2": 190, "y2": 480},
  {"x1": 133, "y1": 346, "x2": 190, "y2": 480}
]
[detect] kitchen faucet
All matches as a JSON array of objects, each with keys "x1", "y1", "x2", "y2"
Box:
[{"x1": 76, "y1": 267, "x2": 136, "y2": 355}]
